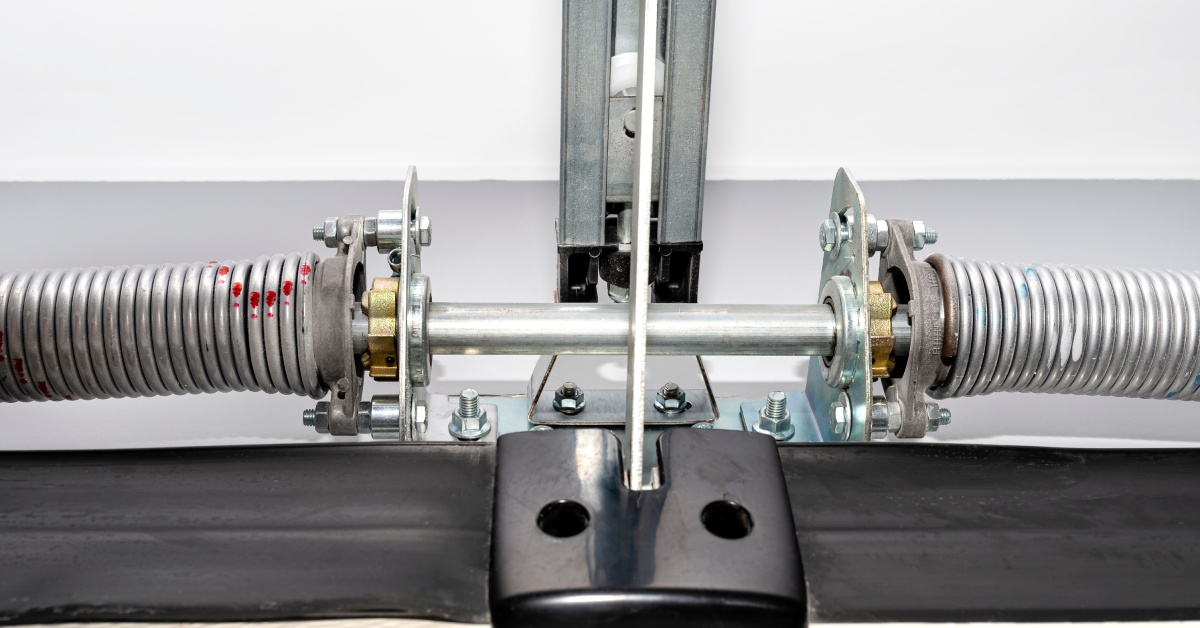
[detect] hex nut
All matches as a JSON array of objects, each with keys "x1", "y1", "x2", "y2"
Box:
[
  {"x1": 450, "y1": 406, "x2": 491, "y2": 440},
  {"x1": 553, "y1": 382, "x2": 586, "y2": 415},
  {"x1": 654, "y1": 383, "x2": 688, "y2": 414}
]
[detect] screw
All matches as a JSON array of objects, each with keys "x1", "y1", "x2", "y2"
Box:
[
  {"x1": 654, "y1": 382, "x2": 688, "y2": 414},
  {"x1": 940, "y1": 408, "x2": 952, "y2": 424},
  {"x1": 302, "y1": 408, "x2": 317, "y2": 427},
  {"x1": 753, "y1": 391, "x2": 795, "y2": 441},
  {"x1": 450, "y1": 389, "x2": 491, "y2": 441},
  {"x1": 912, "y1": 221, "x2": 938, "y2": 250},
  {"x1": 311, "y1": 225, "x2": 325, "y2": 241},
  {"x1": 553, "y1": 381, "x2": 587, "y2": 415}
]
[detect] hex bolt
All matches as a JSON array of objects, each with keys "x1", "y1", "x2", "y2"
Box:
[
  {"x1": 912, "y1": 221, "x2": 938, "y2": 250},
  {"x1": 753, "y1": 391, "x2": 795, "y2": 441},
  {"x1": 553, "y1": 381, "x2": 586, "y2": 415},
  {"x1": 818, "y1": 217, "x2": 841, "y2": 252},
  {"x1": 413, "y1": 399, "x2": 428, "y2": 434},
  {"x1": 829, "y1": 401, "x2": 849, "y2": 436},
  {"x1": 450, "y1": 389, "x2": 492, "y2": 441},
  {"x1": 412, "y1": 215, "x2": 433, "y2": 247},
  {"x1": 654, "y1": 382, "x2": 688, "y2": 414}
]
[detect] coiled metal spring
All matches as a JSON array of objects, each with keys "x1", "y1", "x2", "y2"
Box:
[
  {"x1": 930, "y1": 256, "x2": 1200, "y2": 401},
  {"x1": 0, "y1": 253, "x2": 324, "y2": 402}
]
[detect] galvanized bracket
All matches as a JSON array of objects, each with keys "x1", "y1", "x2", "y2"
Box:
[{"x1": 804, "y1": 168, "x2": 873, "y2": 441}]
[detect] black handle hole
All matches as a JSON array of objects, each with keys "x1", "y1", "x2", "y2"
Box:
[
  {"x1": 537, "y1": 500, "x2": 591, "y2": 538},
  {"x1": 701, "y1": 500, "x2": 754, "y2": 539}
]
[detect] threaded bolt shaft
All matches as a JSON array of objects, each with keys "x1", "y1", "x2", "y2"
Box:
[
  {"x1": 764, "y1": 391, "x2": 788, "y2": 420},
  {"x1": 924, "y1": 227, "x2": 939, "y2": 245},
  {"x1": 938, "y1": 408, "x2": 952, "y2": 425},
  {"x1": 302, "y1": 409, "x2": 317, "y2": 426},
  {"x1": 458, "y1": 389, "x2": 480, "y2": 418},
  {"x1": 312, "y1": 225, "x2": 325, "y2": 241}
]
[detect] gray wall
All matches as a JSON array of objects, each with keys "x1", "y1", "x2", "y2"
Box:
[{"x1": 0, "y1": 180, "x2": 1197, "y2": 449}]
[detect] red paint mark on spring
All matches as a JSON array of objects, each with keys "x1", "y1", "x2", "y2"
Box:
[
  {"x1": 250, "y1": 292, "x2": 261, "y2": 308},
  {"x1": 300, "y1": 264, "x2": 312, "y2": 285},
  {"x1": 282, "y1": 281, "x2": 294, "y2": 297},
  {"x1": 266, "y1": 291, "x2": 277, "y2": 308},
  {"x1": 231, "y1": 282, "x2": 243, "y2": 298},
  {"x1": 36, "y1": 381, "x2": 53, "y2": 399},
  {"x1": 219, "y1": 265, "x2": 230, "y2": 284},
  {"x1": 13, "y1": 358, "x2": 27, "y2": 384},
  {"x1": 64, "y1": 395, "x2": 74, "y2": 401}
]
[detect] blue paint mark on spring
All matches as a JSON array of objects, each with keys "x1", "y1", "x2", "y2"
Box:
[
  {"x1": 1193, "y1": 374, "x2": 1200, "y2": 389},
  {"x1": 1167, "y1": 392, "x2": 1178, "y2": 399},
  {"x1": 1020, "y1": 283, "x2": 1029, "y2": 299}
]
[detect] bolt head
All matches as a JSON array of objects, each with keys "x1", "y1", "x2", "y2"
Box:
[
  {"x1": 413, "y1": 215, "x2": 433, "y2": 247},
  {"x1": 413, "y1": 400, "x2": 428, "y2": 433},
  {"x1": 819, "y1": 218, "x2": 839, "y2": 252},
  {"x1": 829, "y1": 402, "x2": 850, "y2": 435}
]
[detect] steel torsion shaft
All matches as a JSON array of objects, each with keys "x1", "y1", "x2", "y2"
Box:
[
  {"x1": 0, "y1": 253, "x2": 324, "y2": 402},
  {"x1": 931, "y1": 256, "x2": 1200, "y2": 401}
]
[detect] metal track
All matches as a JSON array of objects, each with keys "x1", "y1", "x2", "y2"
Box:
[
  {"x1": 0, "y1": 254, "x2": 323, "y2": 402},
  {"x1": 931, "y1": 256, "x2": 1200, "y2": 401}
]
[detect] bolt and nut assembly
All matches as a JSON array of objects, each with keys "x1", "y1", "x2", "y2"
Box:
[
  {"x1": 754, "y1": 391, "x2": 795, "y2": 441},
  {"x1": 450, "y1": 389, "x2": 492, "y2": 441},
  {"x1": 553, "y1": 382, "x2": 587, "y2": 415},
  {"x1": 654, "y1": 383, "x2": 688, "y2": 414}
]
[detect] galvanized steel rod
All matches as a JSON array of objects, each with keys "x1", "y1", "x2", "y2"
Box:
[{"x1": 425, "y1": 303, "x2": 838, "y2": 357}]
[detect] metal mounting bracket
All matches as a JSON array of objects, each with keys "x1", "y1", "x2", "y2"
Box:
[{"x1": 804, "y1": 168, "x2": 873, "y2": 441}]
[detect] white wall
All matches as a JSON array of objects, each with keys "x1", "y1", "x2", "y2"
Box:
[{"x1": 0, "y1": 0, "x2": 1197, "y2": 182}]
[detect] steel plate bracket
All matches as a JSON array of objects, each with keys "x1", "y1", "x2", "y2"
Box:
[{"x1": 804, "y1": 168, "x2": 873, "y2": 441}]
